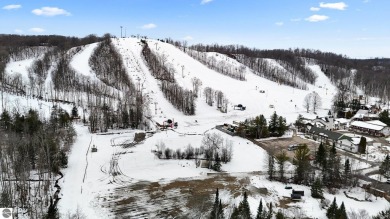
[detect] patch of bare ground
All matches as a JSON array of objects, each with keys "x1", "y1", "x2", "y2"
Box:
[
  {"x1": 100, "y1": 173, "x2": 273, "y2": 218},
  {"x1": 277, "y1": 196, "x2": 294, "y2": 208}
]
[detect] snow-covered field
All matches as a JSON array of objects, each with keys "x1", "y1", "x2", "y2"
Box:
[{"x1": 2, "y1": 37, "x2": 389, "y2": 218}]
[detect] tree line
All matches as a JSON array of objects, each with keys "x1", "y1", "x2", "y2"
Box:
[
  {"x1": 204, "y1": 87, "x2": 229, "y2": 113},
  {"x1": 236, "y1": 112, "x2": 288, "y2": 139},
  {"x1": 182, "y1": 48, "x2": 246, "y2": 81},
  {"x1": 168, "y1": 40, "x2": 390, "y2": 102},
  {"x1": 155, "y1": 133, "x2": 233, "y2": 171}
]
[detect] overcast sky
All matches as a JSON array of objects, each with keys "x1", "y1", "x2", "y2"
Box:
[{"x1": 1, "y1": 0, "x2": 389, "y2": 58}]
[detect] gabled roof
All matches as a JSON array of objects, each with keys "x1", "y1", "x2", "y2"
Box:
[
  {"x1": 308, "y1": 126, "x2": 344, "y2": 141},
  {"x1": 352, "y1": 109, "x2": 369, "y2": 119},
  {"x1": 339, "y1": 135, "x2": 353, "y2": 142}
]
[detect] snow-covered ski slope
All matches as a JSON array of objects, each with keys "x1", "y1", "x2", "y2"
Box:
[
  {"x1": 113, "y1": 37, "x2": 337, "y2": 130},
  {"x1": 70, "y1": 43, "x2": 99, "y2": 78},
  {"x1": 2, "y1": 37, "x2": 337, "y2": 125}
]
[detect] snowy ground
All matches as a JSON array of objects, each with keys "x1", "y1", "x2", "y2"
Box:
[{"x1": 3, "y1": 37, "x2": 389, "y2": 218}]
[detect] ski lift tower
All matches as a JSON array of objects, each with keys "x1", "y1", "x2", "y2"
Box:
[{"x1": 91, "y1": 144, "x2": 98, "y2": 152}]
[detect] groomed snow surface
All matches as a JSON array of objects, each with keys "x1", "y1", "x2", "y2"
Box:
[{"x1": 5, "y1": 37, "x2": 382, "y2": 218}]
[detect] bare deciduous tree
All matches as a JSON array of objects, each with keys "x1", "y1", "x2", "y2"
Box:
[
  {"x1": 312, "y1": 91, "x2": 322, "y2": 113},
  {"x1": 303, "y1": 93, "x2": 312, "y2": 113}
]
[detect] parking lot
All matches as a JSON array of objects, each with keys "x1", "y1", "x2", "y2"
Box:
[{"x1": 254, "y1": 136, "x2": 319, "y2": 160}]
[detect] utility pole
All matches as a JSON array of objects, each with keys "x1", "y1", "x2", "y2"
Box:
[
  {"x1": 120, "y1": 26, "x2": 123, "y2": 38},
  {"x1": 136, "y1": 77, "x2": 141, "y2": 92},
  {"x1": 1, "y1": 72, "x2": 3, "y2": 111}
]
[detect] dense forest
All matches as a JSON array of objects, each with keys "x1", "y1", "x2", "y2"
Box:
[{"x1": 0, "y1": 108, "x2": 75, "y2": 218}]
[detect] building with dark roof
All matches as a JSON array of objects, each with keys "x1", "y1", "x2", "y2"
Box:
[{"x1": 308, "y1": 126, "x2": 357, "y2": 152}]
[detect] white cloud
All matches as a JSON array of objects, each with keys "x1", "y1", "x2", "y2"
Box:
[
  {"x1": 141, "y1": 23, "x2": 157, "y2": 30},
  {"x1": 310, "y1": 7, "x2": 321, "y2": 11},
  {"x1": 29, "y1": 28, "x2": 45, "y2": 33},
  {"x1": 305, "y1": 15, "x2": 329, "y2": 22},
  {"x1": 183, "y1": 36, "x2": 193, "y2": 41},
  {"x1": 14, "y1": 29, "x2": 23, "y2": 34},
  {"x1": 363, "y1": 0, "x2": 370, "y2": 3},
  {"x1": 319, "y1": 2, "x2": 348, "y2": 10},
  {"x1": 275, "y1": 22, "x2": 284, "y2": 26},
  {"x1": 2, "y1": 4, "x2": 21, "y2": 10},
  {"x1": 32, "y1": 7, "x2": 71, "y2": 16},
  {"x1": 201, "y1": 0, "x2": 213, "y2": 5}
]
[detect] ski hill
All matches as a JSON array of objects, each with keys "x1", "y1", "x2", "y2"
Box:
[{"x1": 1, "y1": 37, "x2": 388, "y2": 219}]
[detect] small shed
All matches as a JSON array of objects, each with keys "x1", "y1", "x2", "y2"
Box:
[
  {"x1": 291, "y1": 193, "x2": 302, "y2": 201},
  {"x1": 292, "y1": 190, "x2": 304, "y2": 196}
]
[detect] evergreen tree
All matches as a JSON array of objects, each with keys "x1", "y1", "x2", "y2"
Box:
[
  {"x1": 12, "y1": 112, "x2": 25, "y2": 133},
  {"x1": 0, "y1": 110, "x2": 11, "y2": 130},
  {"x1": 275, "y1": 211, "x2": 286, "y2": 219},
  {"x1": 358, "y1": 137, "x2": 367, "y2": 154},
  {"x1": 276, "y1": 116, "x2": 288, "y2": 137},
  {"x1": 254, "y1": 114, "x2": 268, "y2": 139},
  {"x1": 267, "y1": 154, "x2": 275, "y2": 181},
  {"x1": 210, "y1": 188, "x2": 219, "y2": 219},
  {"x1": 350, "y1": 98, "x2": 361, "y2": 112},
  {"x1": 121, "y1": 110, "x2": 129, "y2": 128},
  {"x1": 311, "y1": 178, "x2": 323, "y2": 199},
  {"x1": 268, "y1": 111, "x2": 278, "y2": 136},
  {"x1": 266, "y1": 202, "x2": 273, "y2": 219},
  {"x1": 259, "y1": 115, "x2": 269, "y2": 138},
  {"x1": 330, "y1": 142, "x2": 337, "y2": 156},
  {"x1": 315, "y1": 142, "x2": 327, "y2": 170},
  {"x1": 326, "y1": 197, "x2": 338, "y2": 219},
  {"x1": 336, "y1": 202, "x2": 348, "y2": 219},
  {"x1": 218, "y1": 199, "x2": 224, "y2": 219},
  {"x1": 230, "y1": 206, "x2": 240, "y2": 219},
  {"x1": 326, "y1": 147, "x2": 342, "y2": 188},
  {"x1": 379, "y1": 155, "x2": 390, "y2": 177},
  {"x1": 26, "y1": 109, "x2": 42, "y2": 135},
  {"x1": 256, "y1": 199, "x2": 263, "y2": 219},
  {"x1": 71, "y1": 105, "x2": 79, "y2": 118},
  {"x1": 293, "y1": 144, "x2": 311, "y2": 184},
  {"x1": 379, "y1": 110, "x2": 390, "y2": 126},
  {"x1": 238, "y1": 192, "x2": 251, "y2": 219},
  {"x1": 344, "y1": 158, "x2": 351, "y2": 186},
  {"x1": 213, "y1": 152, "x2": 222, "y2": 172},
  {"x1": 46, "y1": 198, "x2": 59, "y2": 219}
]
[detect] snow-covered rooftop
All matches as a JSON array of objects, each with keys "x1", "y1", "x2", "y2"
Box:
[
  {"x1": 366, "y1": 120, "x2": 387, "y2": 127},
  {"x1": 335, "y1": 118, "x2": 350, "y2": 124},
  {"x1": 350, "y1": 121, "x2": 384, "y2": 131},
  {"x1": 352, "y1": 109, "x2": 369, "y2": 119}
]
